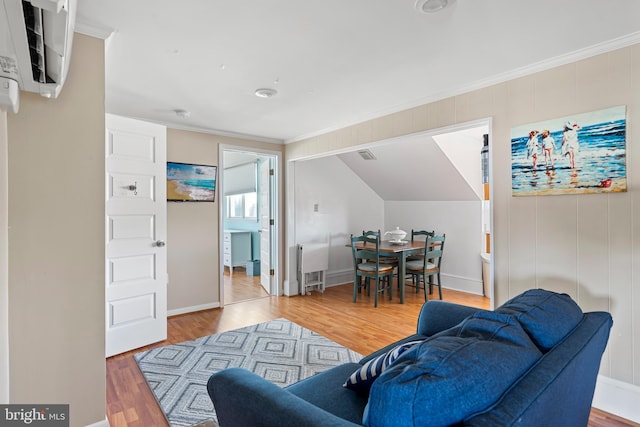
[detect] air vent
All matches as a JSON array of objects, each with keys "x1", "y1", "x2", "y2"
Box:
[
  {"x1": 358, "y1": 149, "x2": 377, "y2": 160},
  {"x1": 0, "y1": 0, "x2": 76, "y2": 108},
  {"x1": 21, "y1": 1, "x2": 50, "y2": 83}
]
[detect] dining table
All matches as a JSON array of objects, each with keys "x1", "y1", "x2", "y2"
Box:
[{"x1": 351, "y1": 239, "x2": 427, "y2": 304}]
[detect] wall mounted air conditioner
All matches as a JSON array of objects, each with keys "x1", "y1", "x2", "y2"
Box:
[{"x1": 0, "y1": 0, "x2": 76, "y2": 113}]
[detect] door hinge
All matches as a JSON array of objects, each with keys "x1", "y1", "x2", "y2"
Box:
[
  {"x1": 270, "y1": 269, "x2": 275, "y2": 276},
  {"x1": 270, "y1": 219, "x2": 274, "y2": 226},
  {"x1": 269, "y1": 168, "x2": 274, "y2": 176}
]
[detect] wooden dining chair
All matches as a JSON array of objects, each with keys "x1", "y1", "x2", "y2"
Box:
[
  {"x1": 405, "y1": 234, "x2": 446, "y2": 301},
  {"x1": 363, "y1": 230, "x2": 399, "y2": 267},
  {"x1": 351, "y1": 234, "x2": 394, "y2": 307},
  {"x1": 406, "y1": 229, "x2": 434, "y2": 261}
]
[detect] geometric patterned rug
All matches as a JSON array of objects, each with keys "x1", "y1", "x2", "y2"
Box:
[{"x1": 134, "y1": 318, "x2": 362, "y2": 426}]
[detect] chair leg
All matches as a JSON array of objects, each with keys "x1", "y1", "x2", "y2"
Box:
[
  {"x1": 374, "y1": 277, "x2": 379, "y2": 308},
  {"x1": 437, "y1": 272, "x2": 442, "y2": 300},
  {"x1": 353, "y1": 274, "x2": 358, "y2": 303},
  {"x1": 422, "y1": 275, "x2": 428, "y2": 301}
]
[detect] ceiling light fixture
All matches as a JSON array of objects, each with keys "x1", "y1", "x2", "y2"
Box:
[
  {"x1": 254, "y1": 88, "x2": 278, "y2": 98},
  {"x1": 415, "y1": 0, "x2": 451, "y2": 13}
]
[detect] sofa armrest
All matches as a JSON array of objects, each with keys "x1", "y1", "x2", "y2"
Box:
[
  {"x1": 207, "y1": 368, "x2": 361, "y2": 427},
  {"x1": 417, "y1": 300, "x2": 484, "y2": 336}
]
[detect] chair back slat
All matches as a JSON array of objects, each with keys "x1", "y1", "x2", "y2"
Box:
[
  {"x1": 411, "y1": 229, "x2": 434, "y2": 242},
  {"x1": 351, "y1": 234, "x2": 380, "y2": 263},
  {"x1": 424, "y1": 234, "x2": 446, "y2": 268}
]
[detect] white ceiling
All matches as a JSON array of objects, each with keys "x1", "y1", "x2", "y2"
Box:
[{"x1": 76, "y1": 0, "x2": 640, "y2": 144}]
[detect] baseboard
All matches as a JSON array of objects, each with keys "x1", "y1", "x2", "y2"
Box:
[
  {"x1": 440, "y1": 273, "x2": 483, "y2": 295},
  {"x1": 592, "y1": 375, "x2": 640, "y2": 423},
  {"x1": 168, "y1": 302, "x2": 220, "y2": 317},
  {"x1": 325, "y1": 270, "x2": 485, "y2": 296},
  {"x1": 85, "y1": 417, "x2": 110, "y2": 427},
  {"x1": 327, "y1": 269, "x2": 353, "y2": 287}
]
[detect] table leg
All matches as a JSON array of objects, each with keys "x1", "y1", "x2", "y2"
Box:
[{"x1": 399, "y1": 254, "x2": 406, "y2": 304}]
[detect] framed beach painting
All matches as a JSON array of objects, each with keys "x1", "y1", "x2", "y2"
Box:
[
  {"x1": 167, "y1": 162, "x2": 217, "y2": 202},
  {"x1": 511, "y1": 105, "x2": 627, "y2": 196}
]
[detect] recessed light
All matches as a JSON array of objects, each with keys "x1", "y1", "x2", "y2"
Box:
[
  {"x1": 415, "y1": 0, "x2": 450, "y2": 13},
  {"x1": 255, "y1": 88, "x2": 278, "y2": 98}
]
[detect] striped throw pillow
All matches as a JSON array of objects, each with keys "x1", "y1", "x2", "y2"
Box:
[{"x1": 343, "y1": 340, "x2": 424, "y2": 391}]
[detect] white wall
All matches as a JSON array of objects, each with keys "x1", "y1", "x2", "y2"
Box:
[
  {"x1": 385, "y1": 201, "x2": 483, "y2": 294},
  {"x1": 294, "y1": 156, "x2": 384, "y2": 288},
  {"x1": 7, "y1": 34, "x2": 106, "y2": 426},
  {"x1": 166, "y1": 128, "x2": 220, "y2": 313}
]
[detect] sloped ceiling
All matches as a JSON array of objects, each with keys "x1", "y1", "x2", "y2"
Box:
[{"x1": 337, "y1": 126, "x2": 487, "y2": 201}]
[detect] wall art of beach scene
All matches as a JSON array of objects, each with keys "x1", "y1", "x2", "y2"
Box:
[
  {"x1": 511, "y1": 105, "x2": 627, "y2": 196},
  {"x1": 167, "y1": 162, "x2": 217, "y2": 202}
]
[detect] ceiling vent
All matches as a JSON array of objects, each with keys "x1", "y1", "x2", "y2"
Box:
[{"x1": 358, "y1": 149, "x2": 377, "y2": 161}]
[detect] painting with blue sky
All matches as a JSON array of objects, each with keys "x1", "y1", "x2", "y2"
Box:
[
  {"x1": 511, "y1": 105, "x2": 627, "y2": 196},
  {"x1": 167, "y1": 162, "x2": 217, "y2": 202}
]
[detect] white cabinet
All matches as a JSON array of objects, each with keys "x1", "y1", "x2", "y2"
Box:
[{"x1": 223, "y1": 230, "x2": 252, "y2": 275}]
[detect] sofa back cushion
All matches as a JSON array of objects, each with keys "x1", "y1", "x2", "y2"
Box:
[
  {"x1": 364, "y1": 311, "x2": 542, "y2": 427},
  {"x1": 495, "y1": 288, "x2": 583, "y2": 351}
]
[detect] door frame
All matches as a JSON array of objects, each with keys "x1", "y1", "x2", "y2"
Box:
[{"x1": 218, "y1": 145, "x2": 283, "y2": 305}]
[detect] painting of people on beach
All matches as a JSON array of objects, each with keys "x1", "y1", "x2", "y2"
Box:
[
  {"x1": 167, "y1": 162, "x2": 217, "y2": 202},
  {"x1": 511, "y1": 105, "x2": 627, "y2": 196}
]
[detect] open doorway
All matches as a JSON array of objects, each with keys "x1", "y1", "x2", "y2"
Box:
[
  {"x1": 286, "y1": 119, "x2": 493, "y2": 306},
  {"x1": 220, "y1": 147, "x2": 280, "y2": 305}
]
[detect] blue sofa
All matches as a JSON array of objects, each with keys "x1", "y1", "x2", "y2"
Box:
[{"x1": 207, "y1": 289, "x2": 612, "y2": 427}]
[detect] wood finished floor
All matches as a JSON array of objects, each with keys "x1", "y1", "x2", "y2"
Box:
[
  {"x1": 222, "y1": 266, "x2": 269, "y2": 305},
  {"x1": 106, "y1": 281, "x2": 638, "y2": 427}
]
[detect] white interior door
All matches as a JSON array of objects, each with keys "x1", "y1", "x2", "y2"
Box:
[
  {"x1": 259, "y1": 160, "x2": 272, "y2": 293},
  {"x1": 105, "y1": 114, "x2": 167, "y2": 357}
]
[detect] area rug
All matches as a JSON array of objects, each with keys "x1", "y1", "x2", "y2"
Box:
[{"x1": 134, "y1": 318, "x2": 362, "y2": 427}]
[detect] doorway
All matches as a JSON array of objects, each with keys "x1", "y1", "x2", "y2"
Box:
[
  {"x1": 286, "y1": 119, "x2": 493, "y2": 306},
  {"x1": 220, "y1": 147, "x2": 281, "y2": 305}
]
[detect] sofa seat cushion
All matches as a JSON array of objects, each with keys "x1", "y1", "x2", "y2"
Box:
[
  {"x1": 286, "y1": 362, "x2": 369, "y2": 424},
  {"x1": 495, "y1": 288, "x2": 583, "y2": 351},
  {"x1": 364, "y1": 311, "x2": 542, "y2": 427}
]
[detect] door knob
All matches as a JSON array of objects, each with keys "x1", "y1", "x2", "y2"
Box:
[{"x1": 154, "y1": 240, "x2": 166, "y2": 247}]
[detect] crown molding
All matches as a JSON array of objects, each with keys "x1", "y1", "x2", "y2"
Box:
[
  {"x1": 74, "y1": 20, "x2": 114, "y2": 40},
  {"x1": 285, "y1": 32, "x2": 640, "y2": 144},
  {"x1": 124, "y1": 115, "x2": 284, "y2": 145}
]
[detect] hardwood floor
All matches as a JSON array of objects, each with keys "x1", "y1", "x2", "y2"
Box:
[
  {"x1": 106, "y1": 283, "x2": 637, "y2": 427},
  {"x1": 222, "y1": 266, "x2": 269, "y2": 305}
]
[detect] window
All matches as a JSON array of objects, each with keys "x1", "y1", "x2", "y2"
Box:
[{"x1": 227, "y1": 192, "x2": 257, "y2": 219}]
